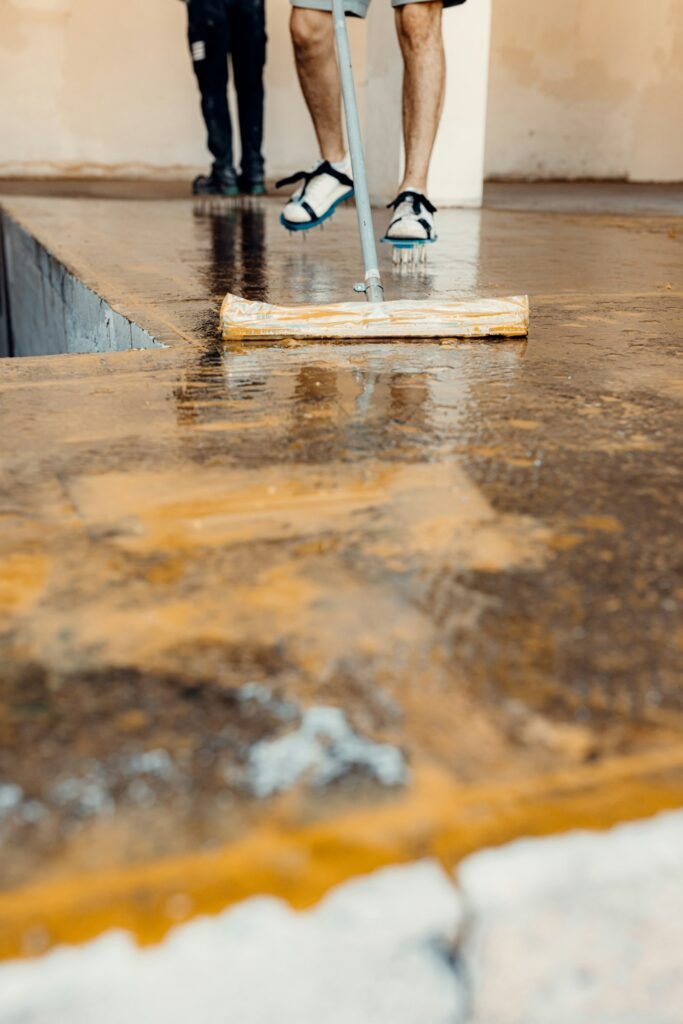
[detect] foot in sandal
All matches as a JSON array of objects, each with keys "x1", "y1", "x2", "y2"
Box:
[
  {"x1": 277, "y1": 157, "x2": 353, "y2": 231},
  {"x1": 382, "y1": 189, "x2": 438, "y2": 245}
]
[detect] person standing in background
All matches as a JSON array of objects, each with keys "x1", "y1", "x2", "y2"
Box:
[{"x1": 184, "y1": 0, "x2": 267, "y2": 196}]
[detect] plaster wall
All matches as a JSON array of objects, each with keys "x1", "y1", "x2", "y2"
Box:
[
  {"x1": 1, "y1": 0, "x2": 682, "y2": 184},
  {"x1": 485, "y1": 0, "x2": 683, "y2": 181},
  {"x1": 0, "y1": 0, "x2": 365, "y2": 181}
]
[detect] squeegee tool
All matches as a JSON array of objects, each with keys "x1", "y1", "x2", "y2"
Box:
[{"x1": 221, "y1": 0, "x2": 529, "y2": 343}]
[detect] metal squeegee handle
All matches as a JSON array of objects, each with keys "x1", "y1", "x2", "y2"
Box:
[{"x1": 331, "y1": 0, "x2": 385, "y2": 304}]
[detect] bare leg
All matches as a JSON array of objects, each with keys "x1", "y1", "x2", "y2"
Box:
[
  {"x1": 290, "y1": 8, "x2": 345, "y2": 163},
  {"x1": 395, "y1": 2, "x2": 445, "y2": 193}
]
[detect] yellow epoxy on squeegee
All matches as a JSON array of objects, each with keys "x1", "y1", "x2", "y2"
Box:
[{"x1": 221, "y1": 293, "x2": 529, "y2": 341}]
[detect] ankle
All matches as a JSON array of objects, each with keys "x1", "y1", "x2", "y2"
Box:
[
  {"x1": 398, "y1": 180, "x2": 427, "y2": 195},
  {"x1": 321, "y1": 148, "x2": 347, "y2": 166},
  {"x1": 329, "y1": 153, "x2": 351, "y2": 173}
]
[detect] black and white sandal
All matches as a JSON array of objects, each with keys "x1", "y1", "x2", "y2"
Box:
[
  {"x1": 381, "y1": 190, "x2": 438, "y2": 247},
  {"x1": 277, "y1": 160, "x2": 354, "y2": 231}
]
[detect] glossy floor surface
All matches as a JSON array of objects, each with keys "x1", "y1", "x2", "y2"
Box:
[{"x1": 1, "y1": 185, "x2": 682, "y2": 956}]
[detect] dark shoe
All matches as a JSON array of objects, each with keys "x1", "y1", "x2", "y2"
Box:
[
  {"x1": 192, "y1": 168, "x2": 239, "y2": 197},
  {"x1": 239, "y1": 174, "x2": 266, "y2": 196}
]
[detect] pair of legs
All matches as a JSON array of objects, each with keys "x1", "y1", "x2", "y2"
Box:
[
  {"x1": 290, "y1": 1, "x2": 446, "y2": 195},
  {"x1": 187, "y1": 0, "x2": 266, "y2": 191}
]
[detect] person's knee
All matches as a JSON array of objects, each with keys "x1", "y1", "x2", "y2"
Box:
[
  {"x1": 396, "y1": 1, "x2": 442, "y2": 49},
  {"x1": 290, "y1": 8, "x2": 333, "y2": 57}
]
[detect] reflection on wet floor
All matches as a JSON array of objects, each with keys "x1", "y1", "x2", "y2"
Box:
[
  {"x1": 173, "y1": 340, "x2": 526, "y2": 461},
  {"x1": 193, "y1": 200, "x2": 269, "y2": 303},
  {"x1": 189, "y1": 195, "x2": 477, "y2": 311},
  {"x1": 0, "y1": 191, "x2": 682, "y2": 952}
]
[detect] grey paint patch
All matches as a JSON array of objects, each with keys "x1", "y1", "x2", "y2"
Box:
[
  {"x1": 0, "y1": 784, "x2": 47, "y2": 827},
  {"x1": 0, "y1": 208, "x2": 160, "y2": 357},
  {"x1": 0, "y1": 749, "x2": 180, "y2": 835},
  {"x1": 237, "y1": 682, "x2": 298, "y2": 721},
  {"x1": 122, "y1": 749, "x2": 176, "y2": 781},
  {"x1": 0, "y1": 783, "x2": 23, "y2": 820},
  {"x1": 246, "y1": 706, "x2": 408, "y2": 797},
  {"x1": 51, "y1": 775, "x2": 115, "y2": 818}
]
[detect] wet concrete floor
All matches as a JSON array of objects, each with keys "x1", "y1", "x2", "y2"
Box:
[{"x1": 0, "y1": 187, "x2": 682, "y2": 955}]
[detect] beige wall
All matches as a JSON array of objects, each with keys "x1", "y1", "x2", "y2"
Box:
[
  {"x1": 486, "y1": 0, "x2": 683, "y2": 181},
  {"x1": 1, "y1": 0, "x2": 682, "y2": 182},
  {"x1": 1, "y1": 0, "x2": 204, "y2": 176},
  {"x1": 0, "y1": 0, "x2": 365, "y2": 180}
]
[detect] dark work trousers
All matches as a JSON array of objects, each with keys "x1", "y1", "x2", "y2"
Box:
[{"x1": 187, "y1": 0, "x2": 266, "y2": 180}]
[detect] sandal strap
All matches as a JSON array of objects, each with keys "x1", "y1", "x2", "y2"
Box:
[
  {"x1": 299, "y1": 200, "x2": 317, "y2": 223},
  {"x1": 276, "y1": 160, "x2": 353, "y2": 191},
  {"x1": 386, "y1": 217, "x2": 434, "y2": 241},
  {"x1": 386, "y1": 190, "x2": 437, "y2": 216}
]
